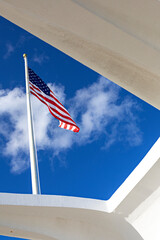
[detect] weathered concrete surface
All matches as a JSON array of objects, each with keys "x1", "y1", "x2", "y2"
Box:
[
  {"x1": 0, "y1": 0, "x2": 160, "y2": 109},
  {"x1": 0, "y1": 138, "x2": 159, "y2": 239},
  {"x1": 0, "y1": 193, "x2": 143, "y2": 240}
]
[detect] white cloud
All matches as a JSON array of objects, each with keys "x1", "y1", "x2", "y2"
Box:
[
  {"x1": 3, "y1": 35, "x2": 33, "y2": 60},
  {"x1": 3, "y1": 43, "x2": 15, "y2": 59},
  {"x1": 0, "y1": 77, "x2": 142, "y2": 174},
  {"x1": 32, "y1": 53, "x2": 49, "y2": 65}
]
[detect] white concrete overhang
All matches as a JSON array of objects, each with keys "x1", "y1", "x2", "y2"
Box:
[
  {"x1": 0, "y1": 1, "x2": 160, "y2": 239},
  {"x1": 0, "y1": 138, "x2": 159, "y2": 239},
  {"x1": 0, "y1": 0, "x2": 160, "y2": 109}
]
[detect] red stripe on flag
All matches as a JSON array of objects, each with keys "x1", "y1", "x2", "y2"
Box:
[
  {"x1": 31, "y1": 89, "x2": 77, "y2": 127},
  {"x1": 30, "y1": 85, "x2": 70, "y2": 117},
  {"x1": 31, "y1": 87, "x2": 75, "y2": 124},
  {"x1": 30, "y1": 82, "x2": 68, "y2": 115},
  {"x1": 28, "y1": 71, "x2": 79, "y2": 133}
]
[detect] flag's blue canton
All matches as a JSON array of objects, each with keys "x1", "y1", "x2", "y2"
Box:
[{"x1": 28, "y1": 68, "x2": 50, "y2": 96}]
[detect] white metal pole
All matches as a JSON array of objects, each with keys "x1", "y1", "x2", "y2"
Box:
[{"x1": 23, "y1": 53, "x2": 41, "y2": 195}]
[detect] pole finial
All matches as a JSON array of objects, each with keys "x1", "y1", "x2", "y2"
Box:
[{"x1": 23, "y1": 53, "x2": 27, "y2": 58}]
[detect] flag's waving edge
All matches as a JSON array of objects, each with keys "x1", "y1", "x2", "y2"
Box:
[
  {"x1": 28, "y1": 68, "x2": 80, "y2": 133},
  {"x1": 59, "y1": 121, "x2": 79, "y2": 132}
]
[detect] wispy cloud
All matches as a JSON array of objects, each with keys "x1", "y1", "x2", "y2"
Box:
[
  {"x1": 3, "y1": 35, "x2": 33, "y2": 59},
  {"x1": 3, "y1": 34, "x2": 49, "y2": 64},
  {"x1": 32, "y1": 53, "x2": 49, "y2": 65},
  {"x1": 3, "y1": 43, "x2": 15, "y2": 59},
  {"x1": 0, "y1": 77, "x2": 142, "y2": 174}
]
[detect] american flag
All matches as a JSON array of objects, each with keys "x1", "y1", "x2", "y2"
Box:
[{"x1": 28, "y1": 68, "x2": 80, "y2": 132}]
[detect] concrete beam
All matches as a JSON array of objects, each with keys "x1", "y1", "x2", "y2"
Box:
[
  {"x1": 0, "y1": 193, "x2": 143, "y2": 240},
  {"x1": 0, "y1": 0, "x2": 160, "y2": 109},
  {"x1": 0, "y1": 138, "x2": 159, "y2": 239}
]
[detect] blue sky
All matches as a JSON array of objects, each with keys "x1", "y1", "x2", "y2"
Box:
[{"x1": 0, "y1": 16, "x2": 159, "y2": 239}]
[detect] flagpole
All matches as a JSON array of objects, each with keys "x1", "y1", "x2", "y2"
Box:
[{"x1": 23, "y1": 53, "x2": 41, "y2": 195}]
